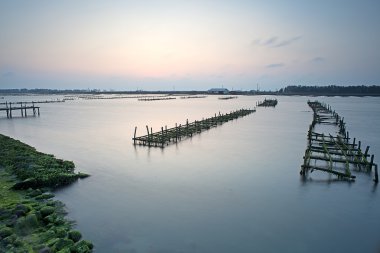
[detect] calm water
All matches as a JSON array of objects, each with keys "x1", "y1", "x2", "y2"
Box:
[{"x1": 1, "y1": 95, "x2": 379, "y2": 253}]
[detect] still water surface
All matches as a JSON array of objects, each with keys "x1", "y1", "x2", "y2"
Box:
[{"x1": 1, "y1": 95, "x2": 379, "y2": 252}]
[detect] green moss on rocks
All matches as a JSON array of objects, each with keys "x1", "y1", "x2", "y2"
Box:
[
  {"x1": 40, "y1": 206, "x2": 55, "y2": 217},
  {"x1": 0, "y1": 134, "x2": 93, "y2": 252},
  {"x1": 0, "y1": 134, "x2": 89, "y2": 189},
  {"x1": 0, "y1": 226, "x2": 13, "y2": 237},
  {"x1": 68, "y1": 230, "x2": 82, "y2": 243}
]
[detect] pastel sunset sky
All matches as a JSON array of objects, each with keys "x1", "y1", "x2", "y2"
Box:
[{"x1": 1, "y1": 0, "x2": 379, "y2": 90}]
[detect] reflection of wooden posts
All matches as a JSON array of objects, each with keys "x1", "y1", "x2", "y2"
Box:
[
  {"x1": 369, "y1": 155, "x2": 374, "y2": 171},
  {"x1": 374, "y1": 164, "x2": 378, "y2": 183}
]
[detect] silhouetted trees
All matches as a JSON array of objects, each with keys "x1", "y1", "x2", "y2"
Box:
[{"x1": 279, "y1": 85, "x2": 380, "y2": 95}]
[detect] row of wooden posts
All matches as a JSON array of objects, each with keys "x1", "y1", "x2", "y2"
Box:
[
  {"x1": 132, "y1": 108, "x2": 255, "y2": 147},
  {"x1": 218, "y1": 96, "x2": 238, "y2": 100},
  {"x1": 0, "y1": 101, "x2": 40, "y2": 119},
  {"x1": 301, "y1": 100, "x2": 378, "y2": 182}
]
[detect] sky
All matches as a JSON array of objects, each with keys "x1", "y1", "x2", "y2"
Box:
[{"x1": 1, "y1": 0, "x2": 380, "y2": 91}]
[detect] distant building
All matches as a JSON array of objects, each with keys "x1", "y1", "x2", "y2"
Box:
[{"x1": 207, "y1": 88, "x2": 229, "y2": 94}]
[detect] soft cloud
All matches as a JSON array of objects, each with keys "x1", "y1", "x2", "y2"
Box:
[
  {"x1": 273, "y1": 36, "x2": 301, "y2": 48},
  {"x1": 264, "y1": 37, "x2": 278, "y2": 46},
  {"x1": 311, "y1": 57, "x2": 325, "y2": 63},
  {"x1": 252, "y1": 36, "x2": 301, "y2": 48},
  {"x1": 266, "y1": 63, "x2": 285, "y2": 68}
]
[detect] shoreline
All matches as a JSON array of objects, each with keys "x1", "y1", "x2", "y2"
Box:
[{"x1": 0, "y1": 134, "x2": 93, "y2": 252}]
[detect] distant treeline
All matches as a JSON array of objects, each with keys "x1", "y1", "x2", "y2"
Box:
[
  {"x1": 279, "y1": 85, "x2": 380, "y2": 95},
  {"x1": 1, "y1": 85, "x2": 380, "y2": 96}
]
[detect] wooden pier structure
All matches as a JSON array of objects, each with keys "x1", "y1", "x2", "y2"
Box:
[
  {"x1": 0, "y1": 102, "x2": 40, "y2": 119},
  {"x1": 301, "y1": 101, "x2": 378, "y2": 182},
  {"x1": 138, "y1": 97, "x2": 176, "y2": 101},
  {"x1": 257, "y1": 98, "x2": 278, "y2": 107},
  {"x1": 180, "y1": 96, "x2": 207, "y2": 99},
  {"x1": 133, "y1": 108, "x2": 255, "y2": 148},
  {"x1": 218, "y1": 96, "x2": 238, "y2": 100}
]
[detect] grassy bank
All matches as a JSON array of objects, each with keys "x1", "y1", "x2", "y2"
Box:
[{"x1": 0, "y1": 134, "x2": 92, "y2": 252}]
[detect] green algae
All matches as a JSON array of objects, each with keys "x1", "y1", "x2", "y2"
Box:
[
  {"x1": 0, "y1": 134, "x2": 89, "y2": 189},
  {"x1": 0, "y1": 134, "x2": 92, "y2": 252}
]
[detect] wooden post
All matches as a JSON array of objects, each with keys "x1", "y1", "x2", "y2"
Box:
[
  {"x1": 146, "y1": 125, "x2": 150, "y2": 146},
  {"x1": 358, "y1": 141, "x2": 361, "y2": 150},
  {"x1": 374, "y1": 164, "x2": 378, "y2": 183},
  {"x1": 9, "y1": 102, "x2": 12, "y2": 118},
  {"x1": 175, "y1": 123, "x2": 178, "y2": 142},
  {"x1": 6, "y1": 101, "x2": 9, "y2": 118},
  {"x1": 365, "y1": 146, "x2": 370, "y2": 157},
  {"x1": 21, "y1": 102, "x2": 24, "y2": 117},
  {"x1": 134, "y1": 127, "x2": 137, "y2": 145},
  {"x1": 186, "y1": 119, "x2": 189, "y2": 136},
  {"x1": 161, "y1": 127, "x2": 165, "y2": 147}
]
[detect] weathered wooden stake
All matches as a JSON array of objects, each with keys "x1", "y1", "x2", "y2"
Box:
[
  {"x1": 161, "y1": 127, "x2": 165, "y2": 147},
  {"x1": 134, "y1": 127, "x2": 137, "y2": 144},
  {"x1": 21, "y1": 102, "x2": 24, "y2": 117},
  {"x1": 175, "y1": 123, "x2": 178, "y2": 142},
  {"x1": 146, "y1": 125, "x2": 150, "y2": 146},
  {"x1": 365, "y1": 146, "x2": 370, "y2": 157}
]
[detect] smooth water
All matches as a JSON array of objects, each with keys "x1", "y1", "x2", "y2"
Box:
[{"x1": 1, "y1": 95, "x2": 379, "y2": 253}]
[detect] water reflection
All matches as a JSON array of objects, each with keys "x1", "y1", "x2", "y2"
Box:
[{"x1": 1, "y1": 95, "x2": 379, "y2": 253}]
